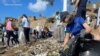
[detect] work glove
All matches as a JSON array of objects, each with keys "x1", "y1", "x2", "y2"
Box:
[{"x1": 59, "y1": 45, "x2": 69, "y2": 53}]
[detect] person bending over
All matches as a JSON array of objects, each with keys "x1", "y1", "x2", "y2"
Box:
[{"x1": 61, "y1": 14, "x2": 100, "y2": 49}]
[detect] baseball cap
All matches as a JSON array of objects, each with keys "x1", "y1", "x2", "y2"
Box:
[{"x1": 60, "y1": 11, "x2": 70, "y2": 22}]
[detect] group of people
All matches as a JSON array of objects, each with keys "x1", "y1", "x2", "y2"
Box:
[
  {"x1": 2, "y1": 18, "x2": 19, "y2": 48},
  {"x1": 1, "y1": 0, "x2": 100, "y2": 54},
  {"x1": 1, "y1": 14, "x2": 53, "y2": 49}
]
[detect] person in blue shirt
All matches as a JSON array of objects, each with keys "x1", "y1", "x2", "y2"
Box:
[
  {"x1": 61, "y1": 12, "x2": 100, "y2": 50},
  {"x1": 65, "y1": 16, "x2": 85, "y2": 36},
  {"x1": 61, "y1": 13, "x2": 92, "y2": 49}
]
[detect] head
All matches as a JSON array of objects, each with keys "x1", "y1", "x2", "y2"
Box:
[
  {"x1": 56, "y1": 11, "x2": 60, "y2": 15},
  {"x1": 22, "y1": 14, "x2": 28, "y2": 18},
  {"x1": 21, "y1": 14, "x2": 29, "y2": 22},
  {"x1": 60, "y1": 11, "x2": 70, "y2": 23},
  {"x1": 9, "y1": 18, "x2": 13, "y2": 21},
  {"x1": 62, "y1": 15, "x2": 70, "y2": 23},
  {"x1": 6, "y1": 17, "x2": 13, "y2": 21},
  {"x1": 43, "y1": 27, "x2": 49, "y2": 33},
  {"x1": 15, "y1": 19, "x2": 18, "y2": 21}
]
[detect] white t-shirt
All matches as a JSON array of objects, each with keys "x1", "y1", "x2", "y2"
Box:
[{"x1": 22, "y1": 17, "x2": 30, "y2": 27}]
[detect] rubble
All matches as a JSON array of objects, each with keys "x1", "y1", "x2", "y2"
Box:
[
  {"x1": 27, "y1": 37, "x2": 62, "y2": 56},
  {"x1": 2, "y1": 37, "x2": 63, "y2": 56}
]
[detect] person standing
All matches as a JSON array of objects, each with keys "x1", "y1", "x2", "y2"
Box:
[
  {"x1": 11, "y1": 19, "x2": 19, "y2": 45},
  {"x1": 2, "y1": 25, "x2": 6, "y2": 46},
  {"x1": 55, "y1": 11, "x2": 61, "y2": 26},
  {"x1": 6, "y1": 18, "x2": 15, "y2": 47},
  {"x1": 74, "y1": 0, "x2": 88, "y2": 19},
  {"x1": 21, "y1": 14, "x2": 30, "y2": 44}
]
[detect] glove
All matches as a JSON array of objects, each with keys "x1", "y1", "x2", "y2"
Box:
[
  {"x1": 59, "y1": 45, "x2": 69, "y2": 53},
  {"x1": 59, "y1": 47, "x2": 65, "y2": 53}
]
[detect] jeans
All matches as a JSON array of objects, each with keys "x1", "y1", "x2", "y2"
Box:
[
  {"x1": 6, "y1": 30, "x2": 15, "y2": 46},
  {"x1": 77, "y1": 7, "x2": 86, "y2": 19},
  {"x1": 23, "y1": 27, "x2": 30, "y2": 43}
]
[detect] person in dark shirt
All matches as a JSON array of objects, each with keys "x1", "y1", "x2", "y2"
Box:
[
  {"x1": 74, "y1": 0, "x2": 88, "y2": 19},
  {"x1": 43, "y1": 27, "x2": 52, "y2": 38}
]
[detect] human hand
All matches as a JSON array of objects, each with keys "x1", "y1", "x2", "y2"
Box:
[
  {"x1": 59, "y1": 45, "x2": 69, "y2": 53},
  {"x1": 59, "y1": 47, "x2": 64, "y2": 53}
]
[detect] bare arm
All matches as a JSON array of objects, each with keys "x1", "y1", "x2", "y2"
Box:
[
  {"x1": 83, "y1": 23, "x2": 92, "y2": 33},
  {"x1": 75, "y1": 0, "x2": 80, "y2": 8},
  {"x1": 83, "y1": 23, "x2": 100, "y2": 41},
  {"x1": 62, "y1": 33, "x2": 70, "y2": 48}
]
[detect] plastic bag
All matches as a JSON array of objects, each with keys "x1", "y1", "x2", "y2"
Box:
[{"x1": 18, "y1": 27, "x2": 25, "y2": 44}]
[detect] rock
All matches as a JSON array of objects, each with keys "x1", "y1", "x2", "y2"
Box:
[
  {"x1": 2, "y1": 37, "x2": 62, "y2": 56},
  {"x1": 0, "y1": 46, "x2": 6, "y2": 54},
  {"x1": 14, "y1": 50, "x2": 23, "y2": 56},
  {"x1": 35, "y1": 52, "x2": 48, "y2": 56}
]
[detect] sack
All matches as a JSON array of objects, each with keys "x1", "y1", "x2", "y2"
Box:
[
  {"x1": 53, "y1": 25, "x2": 65, "y2": 42},
  {"x1": 4, "y1": 32, "x2": 7, "y2": 37},
  {"x1": 18, "y1": 27, "x2": 25, "y2": 44}
]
